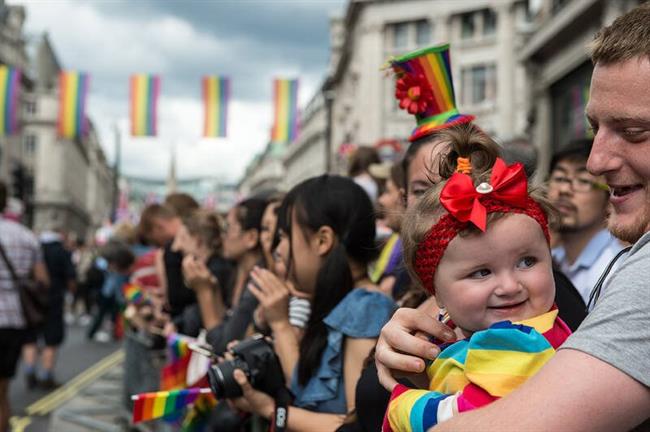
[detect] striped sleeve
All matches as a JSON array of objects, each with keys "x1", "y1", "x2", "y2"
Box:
[{"x1": 383, "y1": 384, "x2": 459, "y2": 432}]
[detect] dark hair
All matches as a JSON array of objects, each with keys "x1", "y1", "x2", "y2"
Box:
[
  {"x1": 233, "y1": 197, "x2": 268, "y2": 253},
  {"x1": 0, "y1": 181, "x2": 6, "y2": 212},
  {"x1": 501, "y1": 137, "x2": 538, "y2": 178},
  {"x1": 100, "y1": 240, "x2": 135, "y2": 272},
  {"x1": 164, "y1": 193, "x2": 199, "y2": 219},
  {"x1": 549, "y1": 138, "x2": 593, "y2": 173},
  {"x1": 284, "y1": 175, "x2": 377, "y2": 385},
  {"x1": 348, "y1": 147, "x2": 381, "y2": 177},
  {"x1": 389, "y1": 162, "x2": 406, "y2": 190}
]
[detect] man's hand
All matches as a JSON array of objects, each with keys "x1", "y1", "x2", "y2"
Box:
[{"x1": 375, "y1": 302, "x2": 456, "y2": 391}]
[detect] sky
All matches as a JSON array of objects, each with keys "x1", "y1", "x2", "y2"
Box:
[{"x1": 17, "y1": 0, "x2": 346, "y2": 182}]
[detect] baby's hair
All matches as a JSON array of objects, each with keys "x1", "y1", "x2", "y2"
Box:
[{"x1": 401, "y1": 125, "x2": 556, "y2": 292}]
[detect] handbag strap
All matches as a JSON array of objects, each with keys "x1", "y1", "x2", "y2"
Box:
[{"x1": 0, "y1": 241, "x2": 21, "y2": 283}]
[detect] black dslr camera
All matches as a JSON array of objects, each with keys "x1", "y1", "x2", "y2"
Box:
[{"x1": 208, "y1": 335, "x2": 285, "y2": 399}]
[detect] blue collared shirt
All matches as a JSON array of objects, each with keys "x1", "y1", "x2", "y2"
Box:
[{"x1": 552, "y1": 229, "x2": 625, "y2": 307}]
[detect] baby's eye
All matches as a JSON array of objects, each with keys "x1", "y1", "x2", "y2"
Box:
[
  {"x1": 517, "y1": 256, "x2": 537, "y2": 269},
  {"x1": 468, "y1": 268, "x2": 491, "y2": 279}
]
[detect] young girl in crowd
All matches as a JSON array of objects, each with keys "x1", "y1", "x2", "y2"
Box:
[
  {"x1": 382, "y1": 126, "x2": 572, "y2": 431},
  {"x1": 228, "y1": 175, "x2": 396, "y2": 431}
]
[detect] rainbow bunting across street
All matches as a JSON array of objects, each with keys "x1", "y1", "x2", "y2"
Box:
[
  {"x1": 202, "y1": 76, "x2": 229, "y2": 138},
  {"x1": 57, "y1": 71, "x2": 89, "y2": 139},
  {"x1": 0, "y1": 65, "x2": 21, "y2": 136},
  {"x1": 130, "y1": 74, "x2": 160, "y2": 137},
  {"x1": 131, "y1": 388, "x2": 213, "y2": 423},
  {"x1": 270, "y1": 78, "x2": 299, "y2": 143}
]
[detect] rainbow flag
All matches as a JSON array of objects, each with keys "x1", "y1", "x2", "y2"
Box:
[
  {"x1": 131, "y1": 388, "x2": 213, "y2": 423},
  {"x1": 0, "y1": 65, "x2": 21, "y2": 136},
  {"x1": 181, "y1": 392, "x2": 218, "y2": 431},
  {"x1": 161, "y1": 333, "x2": 193, "y2": 390},
  {"x1": 57, "y1": 71, "x2": 89, "y2": 139},
  {"x1": 270, "y1": 78, "x2": 299, "y2": 143},
  {"x1": 123, "y1": 283, "x2": 145, "y2": 306},
  {"x1": 202, "y1": 76, "x2": 229, "y2": 138},
  {"x1": 130, "y1": 74, "x2": 160, "y2": 136}
]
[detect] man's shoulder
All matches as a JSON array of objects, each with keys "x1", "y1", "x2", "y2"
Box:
[{"x1": 0, "y1": 218, "x2": 38, "y2": 245}]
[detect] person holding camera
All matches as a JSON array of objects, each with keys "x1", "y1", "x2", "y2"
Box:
[{"x1": 224, "y1": 175, "x2": 396, "y2": 431}]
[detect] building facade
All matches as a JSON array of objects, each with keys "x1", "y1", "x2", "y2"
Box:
[
  {"x1": 324, "y1": 0, "x2": 531, "y2": 172},
  {"x1": 22, "y1": 34, "x2": 114, "y2": 237}
]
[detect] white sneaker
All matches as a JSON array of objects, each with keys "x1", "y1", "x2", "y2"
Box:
[{"x1": 94, "y1": 331, "x2": 111, "y2": 343}]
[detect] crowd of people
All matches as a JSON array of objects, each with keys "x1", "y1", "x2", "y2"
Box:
[{"x1": 0, "y1": 3, "x2": 649, "y2": 432}]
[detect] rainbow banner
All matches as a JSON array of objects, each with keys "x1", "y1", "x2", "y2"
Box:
[
  {"x1": 202, "y1": 76, "x2": 229, "y2": 138},
  {"x1": 57, "y1": 71, "x2": 89, "y2": 139},
  {"x1": 131, "y1": 388, "x2": 212, "y2": 423},
  {"x1": 0, "y1": 65, "x2": 21, "y2": 136},
  {"x1": 270, "y1": 78, "x2": 299, "y2": 143},
  {"x1": 130, "y1": 74, "x2": 160, "y2": 137}
]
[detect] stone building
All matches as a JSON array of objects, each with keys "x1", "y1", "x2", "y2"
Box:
[
  {"x1": 324, "y1": 0, "x2": 532, "y2": 172},
  {"x1": 22, "y1": 34, "x2": 113, "y2": 237}
]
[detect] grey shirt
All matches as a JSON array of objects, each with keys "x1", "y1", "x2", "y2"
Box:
[{"x1": 561, "y1": 231, "x2": 650, "y2": 387}]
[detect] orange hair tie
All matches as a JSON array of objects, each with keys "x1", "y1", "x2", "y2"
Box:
[{"x1": 456, "y1": 157, "x2": 472, "y2": 174}]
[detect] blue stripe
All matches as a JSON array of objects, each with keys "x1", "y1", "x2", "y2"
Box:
[{"x1": 468, "y1": 325, "x2": 552, "y2": 353}]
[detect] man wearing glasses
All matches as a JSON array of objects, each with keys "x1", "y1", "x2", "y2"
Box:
[{"x1": 547, "y1": 138, "x2": 625, "y2": 306}]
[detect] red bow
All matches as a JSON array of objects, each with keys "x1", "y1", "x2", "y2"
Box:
[
  {"x1": 440, "y1": 158, "x2": 528, "y2": 231},
  {"x1": 395, "y1": 73, "x2": 434, "y2": 115}
]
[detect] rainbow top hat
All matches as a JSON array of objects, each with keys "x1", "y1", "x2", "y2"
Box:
[{"x1": 389, "y1": 43, "x2": 474, "y2": 142}]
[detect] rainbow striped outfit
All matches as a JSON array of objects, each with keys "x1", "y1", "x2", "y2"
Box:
[{"x1": 382, "y1": 309, "x2": 571, "y2": 431}]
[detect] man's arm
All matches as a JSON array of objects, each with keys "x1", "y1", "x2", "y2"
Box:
[{"x1": 432, "y1": 349, "x2": 650, "y2": 432}]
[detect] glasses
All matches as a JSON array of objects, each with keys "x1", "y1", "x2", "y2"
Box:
[{"x1": 549, "y1": 174, "x2": 609, "y2": 193}]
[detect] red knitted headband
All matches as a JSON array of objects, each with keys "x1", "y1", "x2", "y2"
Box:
[{"x1": 414, "y1": 158, "x2": 550, "y2": 294}]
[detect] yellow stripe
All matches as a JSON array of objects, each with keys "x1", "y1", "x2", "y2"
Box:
[
  {"x1": 429, "y1": 54, "x2": 453, "y2": 110},
  {"x1": 0, "y1": 66, "x2": 8, "y2": 134},
  {"x1": 388, "y1": 389, "x2": 431, "y2": 431},
  {"x1": 371, "y1": 233, "x2": 399, "y2": 283},
  {"x1": 463, "y1": 372, "x2": 529, "y2": 397},
  {"x1": 209, "y1": 77, "x2": 217, "y2": 136},
  {"x1": 26, "y1": 350, "x2": 124, "y2": 415},
  {"x1": 515, "y1": 309, "x2": 558, "y2": 334},
  {"x1": 152, "y1": 391, "x2": 169, "y2": 418},
  {"x1": 213, "y1": 77, "x2": 221, "y2": 136},
  {"x1": 276, "y1": 80, "x2": 289, "y2": 141},
  {"x1": 63, "y1": 72, "x2": 78, "y2": 137},
  {"x1": 135, "y1": 75, "x2": 148, "y2": 136},
  {"x1": 465, "y1": 348, "x2": 554, "y2": 380}
]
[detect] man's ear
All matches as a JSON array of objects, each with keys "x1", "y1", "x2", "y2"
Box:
[{"x1": 314, "y1": 226, "x2": 336, "y2": 257}]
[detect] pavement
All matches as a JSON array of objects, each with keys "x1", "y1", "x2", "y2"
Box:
[{"x1": 9, "y1": 320, "x2": 123, "y2": 432}]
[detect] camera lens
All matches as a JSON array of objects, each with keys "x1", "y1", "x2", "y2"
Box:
[{"x1": 208, "y1": 359, "x2": 248, "y2": 399}]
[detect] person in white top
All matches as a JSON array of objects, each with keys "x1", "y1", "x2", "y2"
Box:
[{"x1": 547, "y1": 139, "x2": 625, "y2": 306}]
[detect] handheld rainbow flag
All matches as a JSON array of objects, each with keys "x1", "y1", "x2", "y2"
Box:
[
  {"x1": 57, "y1": 71, "x2": 89, "y2": 139},
  {"x1": 131, "y1": 388, "x2": 213, "y2": 423},
  {"x1": 123, "y1": 283, "x2": 146, "y2": 306},
  {"x1": 161, "y1": 333, "x2": 194, "y2": 390},
  {"x1": 202, "y1": 76, "x2": 229, "y2": 138},
  {"x1": 0, "y1": 65, "x2": 21, "y2": 136},
  {"x1": 270, "y1": 78, "x2": 299, "y2": 143},
  {"x1": 130, "y1": 74, "x2": 160, "y2": 137}
]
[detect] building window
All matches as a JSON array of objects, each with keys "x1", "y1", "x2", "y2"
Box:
[
  {"x1": 461, "y1": 13, "x2": 475, "y2": 39},
  {"x1": 482, "y1": 9, "x2": 497, "y2": 35},
  {"x1": 24, "y1": 100, "x2": 37, "y2": 115},
  {"x1": 24, "y1": 134, "x2": 37, "y2": 156},
  {"x1": 415, "y1": 20, "x2": 431, "y2": 47},
  {"x1": 392, "y1": 22, "x2": 409, "y2": 49},
  {"x1": 461, "y1": 64, "x2": 497, "y2": 105}
]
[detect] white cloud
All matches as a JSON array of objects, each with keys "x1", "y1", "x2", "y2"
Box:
[{"x1": 17, "y1": 0, "x2": 332, "y2": 183}]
